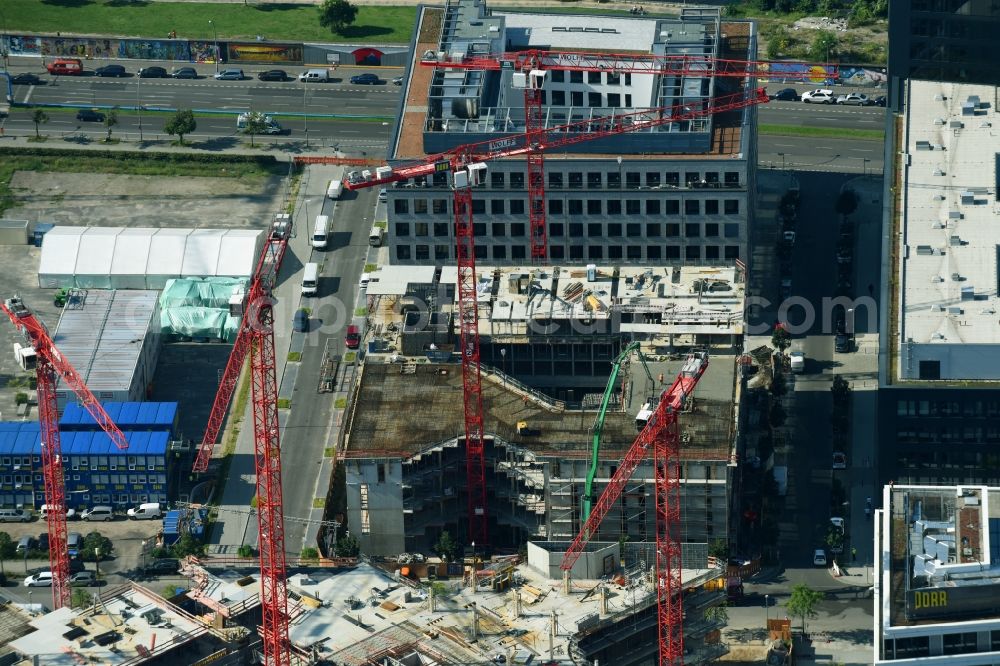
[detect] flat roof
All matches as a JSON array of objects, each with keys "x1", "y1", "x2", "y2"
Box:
[
  {"x1": 894, "y1": 81, "x2": 1000, "y2": 380},
  {"x1": 394, "y1": 5, "x2": 751, "y2": 162},
  {"x1": 343, "y1": 355, "x2": 735, "y2": 460},
  {"x1": 879, "y1": 484, "x2": 1000, "y2": 631},
  {"x1": 9, "y1": 584, "x2": 208, "y2": 665}
]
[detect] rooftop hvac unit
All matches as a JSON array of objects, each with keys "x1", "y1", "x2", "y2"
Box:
[
  {"x1": 916, "y1": 140, "x2": 932, "y2": 150},
  {"x1": 934, "y1": 93, "x2": 945, "y2": 101},
  {"x1": 949, "y1": 235, "x2": 962, "y2": 246},
  {"x1": 961, "y1": 191, "x2": 975, "y2": 204},
  {"x1": 948, "y1": 307, "x2": 963, "y2": 315},
  {"x1": 932, "y1": 222, "x2": 945, "y2": 229},
  {"x1": 916, "y1": 245, "x2": 934, "y2": 255},
  {"x1": 932, "y1": 304, "x2": 945, "y2": 311},
  {"x1": 934, "y1": 169, "x2": 946, "y2": 177},
  {"x1": 948, "y1": 210, "x2": 962, "y2": 219},
  {"x1": 950, "y1": 120, "x2": 964, "y2": 129},
  {"x1": 934, "y1": 118, "x2": 945, "y2": 126},
  {"x1": 931, "y1": 276, "x2": 944, "y2": 283},
  {"x1": 951, "y1": 272, "x2": 962, "y2": 281}
]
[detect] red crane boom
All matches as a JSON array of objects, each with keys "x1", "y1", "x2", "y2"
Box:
[
  {"x1": 0, "y1": 296, "x2": 129, "y2": 610},
  {"x1": 421, "y1": 49, "x2": 835, "y2": 79},
  {"x1": 347, "y1": 89, "x2": 763, "y2": 550},
  {"x1": 561, "y1": 351, "x2": 708, "y2": 665},
  {"x1": 193, "y1": 216, "x2": 291, "y2": 473},
  {"x1": 418, "y1": 50, "x2": 827, "y2": 261}
]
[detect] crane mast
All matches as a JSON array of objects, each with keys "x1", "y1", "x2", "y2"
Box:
[
  {"x1": 1, "y1": 297, "x2": 129, "y2": 610},
  {"x1": 190, "y1": 214, "x2": 293, "y2": 665},
  {"x1": 563, "y1": 351, "x2": 708, "y2": 665}
]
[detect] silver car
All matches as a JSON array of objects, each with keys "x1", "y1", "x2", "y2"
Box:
[{"x1": 836, "y1": 92, "x2": 874, "y2": 106}]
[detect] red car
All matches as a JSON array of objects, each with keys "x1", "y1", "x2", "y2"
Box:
[{"x1": 345, "y1": 325, "x2": 361, "y2": 349}]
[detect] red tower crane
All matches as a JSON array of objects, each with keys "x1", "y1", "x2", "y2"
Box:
[
  {"x1": 561, "y1": 351, "x2": 709, "y2": 665},
  {"x1": 347, "y1": 88, "x2": 766, "y2": 547},
  {"x1": 419, "y1": 50, "x2": 833, "y2": 261},
  {"x1": 191, "y1": 215, "x2": 293, "y2": 666},
  {"x1": 0, "y1": 296, "x2": 129, "y2": 610}
]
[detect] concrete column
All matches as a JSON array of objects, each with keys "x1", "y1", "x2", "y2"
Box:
[
  {"x1": 513, "y1": 589, "x2": 522, "y2": 619},
  {"x1": 562, "y1": 569, "x2": 571, "y2": 595},
  {"x1": 472, "y1": 602, "x2": 479, "y2": 641},
  {"x1": 600, "y1": 584, "x2": 608, "y2": 616},
  {"x1": 549, "y1": 610, "x2": 557, "y2": 662},
  {"x1": 429, "y1": 585, "x2": 435, "y2": 612}
]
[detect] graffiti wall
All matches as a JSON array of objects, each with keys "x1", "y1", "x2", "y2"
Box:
[
  {"x1": 226, "y1": 42, "x2": 302, "y2": 65},
  {"x1": 4, "y1": 34, "x2": 197, "y2": 61},
  {"x1": 6, "y1": 36, "x2": 43, "y2": 57},
  {"x1": 759, "y1": 62, "x2": 838, "y2": 86},
  {"x1": 117, "y1": 39, "x2": 191, "y2": 62},
  {"x1": 190, "y1": 40, "x2": 221, "y2": 65}
]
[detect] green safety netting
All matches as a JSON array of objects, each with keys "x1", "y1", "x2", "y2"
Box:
[{"x1": 159, "y1": 278, "x2": 246, "y2": 342}]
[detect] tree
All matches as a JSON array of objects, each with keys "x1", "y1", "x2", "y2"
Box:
[
  {"x1": 103, "y1": 106, "x2": 119, "y2": 142},
  {"x1": 771, "y1": 324, "x2": 791, "y2": 353},
  {"x1": 831, "y1": 375, "x2": 851, "y2": 407},
  {"x1": 766, "y1": 26, "x2": 790, "y2": 60},
  {"x1": 434, "y1": 530, "x2": 460, "y2": 562},
  {"x1": 0, "y1": 532, "x2": 15, "y2": 559},
  {"x1": 31, "y1": 109, "x2": 48, "y2": 139},
  {"x1": 704, "y1": 605, "x2": 729, "y2": 624},
  {"x1": 82, "y1": 532, "x2": 113, "y2": 561},
  {"x1": 319, "y1": 0, "x2": 359, "y2": 35},
  {"x1": 835, "y1": 189, "x2": 858, "y2": 216},
  {"x1": 71, "y1": 588, "x2": 92, "y2": 608},
  {"x1": 242, "y1": 111, "x2": 268, "y2": 147},
  {"x1": 825, "y1": 525, "x2": 844, "y2": 554},
  {"x1": 335, "y1": 534, "x2": 360, "y2": 557},
  {"x1": 786, "y1": 584, "x2": 824, "y2": 634},
  {"x1": 164, "y1": 109, "x2": 196, "y2": 144},
  {"x1": 300, "y1": 547, "x2": 320, "y2": 561},
  {"x1": 708, "y1": 538, "x2": 729, "y2": 560},
  {"x1": 810, "y1": 31, "x2": 839, "y2": 63},
  {"x1": 171, "y1": 533, "x2": 205, "y2": 558}
]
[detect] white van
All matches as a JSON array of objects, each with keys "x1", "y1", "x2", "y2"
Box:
[
  {"x1": 0, "y1": 508, "x2": 30, "y2": 523},
  {"x1": 311, "y1": 214, "x2": 329, "y2": 249},
  {"x1": 41, "y1": 504, "x2": 76, "y2": 520},
  {"x1": 127, "y1": 502, "x2": 162, "y2": 520},
  {"x1": 302, "y1": 262, "x2": 319, "y2": 296},
  {"x1": 299, "y1": 68, "x2": 330, "y2": 83},
  {"x1": 368, "y1": 226, "x2": 383, "y2": 247},
  {"x1": 81, "y1": 505, "x2": 114, "y2": 522},
  {"x1": 327, "y1": 179, "x2": 344, "y2": 200}
]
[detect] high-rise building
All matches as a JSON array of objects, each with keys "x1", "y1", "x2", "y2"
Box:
[
  {"x1": 888, "y1": 0, "x2": 1000, "y2": 89},
  {"x1": 386, "y1": 0, "x2": 758, "y2": 266},
  {"x1": 878, "y1": 79, "x2": 1000, "y2": 486}
]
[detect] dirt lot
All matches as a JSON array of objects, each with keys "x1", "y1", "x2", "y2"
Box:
[{"x1": 0, "y1": 168, "x2": 285, "y2": 419}]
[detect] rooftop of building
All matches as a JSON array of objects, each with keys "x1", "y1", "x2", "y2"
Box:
[
  {"x1": 51, "y1": 289, "x2": 158, "y2": 394},
  {"x1": 8, "y1": 584, "x2": 212, "y2": 665},
  {"x1": 280, "y1": 559, "x2": 721, "y2": 664},
  {"x1": 879, "y1": 484, "x2": 1000, "y2": 631},
  {"x1": 59, "y1": 402, "x2": 178, "y2": 430},
  {"x1": 0, "y1": 421, "x2": 169, "y2": 456},
  {"x1": 393, "y1": 1, "x2": 752, "y2": 162},
  {"x1": 366, "y1": 263, "x2": 745, "y2": 341},
  {"x1": 342, "y1": 352, "x2": 736, "y2": 461},
  {"x1": 895, "y1": 81, "x2": 1000, "y2": 355}
]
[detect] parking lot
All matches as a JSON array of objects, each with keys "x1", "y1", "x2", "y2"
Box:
[{"x1": 0, "y1": 514, "x2": 161, "y2": 577}]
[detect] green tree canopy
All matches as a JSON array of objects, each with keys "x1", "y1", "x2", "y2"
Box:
[
  {"x1": 0, "y1": 532, "x2": 15, "y2": 559},
  {"x1": 31, "y1": 109, "x2": 48, "y2": 139},
  {"x1": 772, "y1": 325, "x2": 791, "y2": 353},
  {"x1": 171, "y1": 534, "x2": 205, "y2": 558},
  {"x1": 165, "y1": 109, "x2": 197, "y2": 144},
  {"x1": 810, "y1": 31, "x2": 839, "y2": 63},
  {"x1": 435, "y1": 530, "x2": 460, "y2": 562},
  {"x1": 787, "y1": 584, "x2": 824, "y2": 634},
  {"x1": 82, "y1": 531, "x2": 113, "y2": 561},
  {"x1": 242, "y1": 111, "x2": 268, "y2": 147},
  {"x1": 319, "y1": 0, "x2": 359, "y2": 35},
  {"x1": 103, "y1": 107, "x2": 119, "y2": 142},
  {"x1": 335, "y1": 534, "x2": 360, "y2": 557}
]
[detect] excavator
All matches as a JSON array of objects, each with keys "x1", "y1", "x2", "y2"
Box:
[{"x1": 581, "y1": 341, "x2": 655, "y2": 521}]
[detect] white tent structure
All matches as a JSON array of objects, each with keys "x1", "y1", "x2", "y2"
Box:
[{"x1": 38, "y1": 227, "x2": 264, "y2": 289}]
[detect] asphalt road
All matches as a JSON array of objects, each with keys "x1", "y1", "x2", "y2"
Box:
[{"x1": 758, "y1": 135, "x2": 882, "y2": 174}]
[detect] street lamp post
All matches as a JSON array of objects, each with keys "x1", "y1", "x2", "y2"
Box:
[
  {"x1": 304, "y1": 198, "x2": 312, "y2": 230},
  {"x1": 94, "y1": 547, "x2": 101, "y2": 605},
  {"x1": 863, "y1": 157, "x2": 871, "y2": 178},
  {"x1": 777, "y1": 152, "x2": 785, "y2": 170},
  {"x1": 209, "y1": 20, "x2": 220, "y2": 75},
  {"x1": 500, "y1": 348, "x2": 507, "y2": 385},
  {"x1": 470, "y1": 541, "x2": 476, "y2": 594},
  {"x1": 764, "y1": 594, "x2": 770, "y2": 631},
  {"x1": 140, "y1": 539, "x2": 146, "y2": 573},
  {"x1": 135, "y1": 76, "x2": 143, "y2": 142},
  {"x1": 303, "y1": 84, "x2": 309, "y2": 148}
]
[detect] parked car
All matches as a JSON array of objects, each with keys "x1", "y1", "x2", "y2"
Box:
[
  {"x1": 378, "y1": 188, "x2": 388, "y2": 203},
  {"x1": 11, "y1": 73, "x2": 42, "y2": 86},
  {"x1": 41, "y1": 504, "x2": 77, "y2": 520},
  {"x1": 0, "y1": 508, "x2": 32, "y2": 522},
  {"x1": 214, "y1": 68, "x2": 245, "y2": 80},
  {"x1": 69, "y1": 571, "x2": 96, "y2": 586},
  {"x1": 23, "y1": 571, "x2": 52, "y2": 587},
  {"x1": 80, "y1": 505, "x2": 114, "y2": 522},
  {"x1": 789, "y1": 351, "x2": 805, "y2": 374},
  {"x1": 16, "y1": 535, "x2": 36, "y2": 554},
  {"x1": 66, "y1": 532, "x2": 82, "y2": 558},
  {"x1": 874, "y1": 95, "x2": 887, "y2": 107},
  {"x1": 37, "y1": 533, "x2": 49, "y2": 552},
  {"x1": 830, "y1": 517, "x2": 845, "y2": 534},
  {"x1": 293, "y1": 308, "x2": 309, "y2": 333},
  {"x1": 257, "y1": 69, "x2": 289, "y2": 81},
  {"x1": 801, "y1": 88, "x2": 836, "y2": 104},
  {"x1": 832, "y1": 452, "x2": 847, "y2": 469},
  {"x1": 143, "y1": 558, "x2": 180, "y2": 575},
  {"x1": 76, "y1": 109, "x2": 105, "y2": 122},
  {"x1": 345, "y1": 324, "x2": 361, "y2": 350},
  {"x1": 172, "y1": 67, "x2": 198, "y2": 79},
  {"x1": 770, "y1": 87, "x2": 798, "y2": 101},
  {"x1": 392, "y1": 76, "x2": 404, "y2": 86},
  {"x1": 813, "y1": 549, "x2": 828, "y2": 566},
  {"x1": 350, "y1": 73, "x2": 380, "y2": 85},
  {"x1": 836, "y1": 92, "x2": 875, "y2": 106},
  {"x1": 94, "y1": 64, "x2": 127, "y2": 78},
  {"x1": 138, "y1": 66, "x2": 168, "y2": 79}
]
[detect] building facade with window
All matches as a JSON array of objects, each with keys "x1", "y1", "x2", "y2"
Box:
[
  {"x1": 888, "y1": 0, "x2": 1000, "y2": 90},
  {"x1": 385, "y1": 0, "x2": 758, "y2": 266},
  {"x1": 878, "y1": 79, "x2": 1000, "y2": 486},
  {"x1": 0, "y1": 402, "x2": 177, "y2": 510}
]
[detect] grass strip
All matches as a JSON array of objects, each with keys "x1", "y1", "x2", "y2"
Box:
[
  {"x1": 759, "y1": 124, "x2": 884, "y2": 140},
  {"x1": 4, "y1": 0, "x2": 417, "y2": 45}
]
